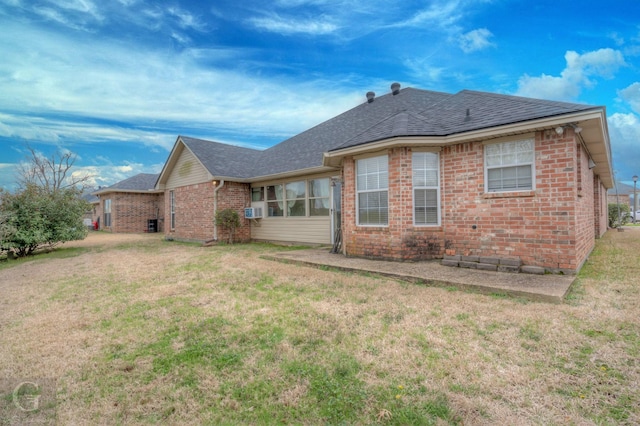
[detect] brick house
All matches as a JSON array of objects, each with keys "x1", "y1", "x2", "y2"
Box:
[
  {"x1": 94, "y1": 173, "x2": 164, "y2": 233},
  {"x1": 156, "y1": 83, "x2": 613, "y2": 274}
]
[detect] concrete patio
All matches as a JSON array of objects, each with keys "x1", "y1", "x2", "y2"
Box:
[{"x1": 263, "y1": 249, "x2": 576, "y2": 303}]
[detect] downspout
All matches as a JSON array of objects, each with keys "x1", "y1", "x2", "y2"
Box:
[{"x1": 213, "y1": 179, "x2": 225, "y2": 241}]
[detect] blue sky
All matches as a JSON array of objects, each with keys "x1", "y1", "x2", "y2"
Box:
[{"x1": 1, "y1": 0, "x2": 639, "y2": 191}]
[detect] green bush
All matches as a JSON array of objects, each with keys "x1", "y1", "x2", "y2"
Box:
[
  {"x1": 608, "y1": 203, "x2": 631, "y2": 228},
  {"x1": 0, "y1": 184, "x2": 89, "y2": 257},
  {"x1": 215, "y1": 208, "x2": 241, "y2": 244}
]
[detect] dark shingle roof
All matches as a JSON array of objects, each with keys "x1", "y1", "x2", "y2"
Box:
[
  {"x1": 180, "y1": 136, "x2": 262, "y2": 179},
  {"x1": 98, "y1": 173, "x2": 160, "y2": 193},
  {"x1": 177, "y1": 86, "x2": 600, "y2": 180},
  {"x1": 82, "y1": 191, "x2": 99, "y2": 203},
  {"x1": 252, "y1": 88, "x2": 451, "y2": 176},
  {"x1": 335, "y1": 89, "x2": 598, "y2": 150}
]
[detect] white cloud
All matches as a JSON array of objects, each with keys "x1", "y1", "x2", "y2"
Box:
[
  {"x1": 608, "y1": 112, "x2": 640, "y2": 179},
  {"x1": 167, "y1": 6, "x2": 206, "y2": 30},
  {"x1": 516, "y1": 48, "x2": 626, "y2": 101},
  {"x1": 403, "y1": 58, "x2": 446, "y2": 83},
  {"x1": 459, "y1": 28, "x2": 494, "y2": 53},
  {"x1": 609, "y1": 112, "x2": 640, "y2": 149},
  {"x1": 51, "y1": 0, "x2": 101, "y2": 17},
  {"x1": 0, "y1": 22, "x2": 363, "y2": 151},
  {"x1": 397, "y1": 0, "x2": 463, "y2": 29},
  {"x1": 72, "y1": 161, "x2": 164, "y2": 188},
  {"x1": 618, "y1": 82, "x2": 640, "y2": 114},
  {"x1": 248, "y1": 14, "x2": 338, "y2": 35}
]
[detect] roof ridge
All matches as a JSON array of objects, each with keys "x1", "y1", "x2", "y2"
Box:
[{"x1": 457, "y1": 89, "x2": 599, "y2": 109}]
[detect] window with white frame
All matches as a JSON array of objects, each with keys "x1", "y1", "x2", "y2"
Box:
[
  {"x1": 308, "y1": 178, "x2": 330, "y2": 216},
  {"x1": 286, "y1": 181, "x2": 306, "y2": 216},
  {"x1": 485, "y1": 139, "x2": 534, "y2": 192},
  {"x1": 104, "y1": 199, "x2": 112, "y2": 227},
  {"x1": 258, "y1": 179, "x2": 332, "y2": 218},
  {"x1": 251, "y1": 187, "x2": 263, "y2": 202},
  {"x1": 357, "y1": 155, "x2": 388, "y2": 226},
  {"x1": 266, "y1": 184, "x2": 284, "y2": 217},
  {"x1": 413, "y1": 152, "x2": 440, "y2": 225},
  {"x1": 169, "y1": 191, "x2": 175, "y2": 229}
]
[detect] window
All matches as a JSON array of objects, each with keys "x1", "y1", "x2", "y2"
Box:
[
  {"x1": 309, "y1": 178, "x2": 330, "y2": 216},
  {"x1": 104, "y1": 199, "x2": 111, "y2": 227},
  {"x1": 263, "y1": 179, "x2": 332, "y2": 218},
  {"x1": 357, "y1": 155, "x2": 388, "y2": 226},
  {"x1": 170, "y1": 191, "x2": 175, "y2": 229},
  {"x1": 266, "y1": 185, "x2": 284, "y2": 217},
  {"x1": 485, "y1": 139, "x2": 534, "y2": 192},
  {"x1": 251, "y1": 187, "x2": 264, "y2": 202},
  {"x1": 413, "y1": 152, "x2": 440, "y2": 225},
  {"x1": 286, "y1": 181, "x2": 306, "y2": 216}
]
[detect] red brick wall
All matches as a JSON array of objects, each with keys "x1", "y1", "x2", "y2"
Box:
[
  {"x1": 594, "y1": 177, "x2": 608, "y2": 237},
  {"x1": 216, "y1": 182, "x2": 252, "y2": 243},
  {"x1": 101, "y1": 192, "x2": 164, "y2": 233},
  {"x1": 342, "y1": 130, "x2": 601, "y2": 273},
  {"x1": 342, "y1": 147, "x2": 446, "y2": 261},
  {"x1": 574, "y1": 140, "x2": 595, "y2": 269},
  {"x1": 164, "y1": 181, "x2": 251, "y2": 242}
]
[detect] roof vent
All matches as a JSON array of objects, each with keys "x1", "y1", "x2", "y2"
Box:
[
  {"x1": 391, "y1": 82, "x2": 401, "y2": 95},
  {"x1": 464, "y1": 108, "x2": 471, "y2": 122},
  {"x1": 366, "y1": 91, "x2": 375, "y2": 103}
]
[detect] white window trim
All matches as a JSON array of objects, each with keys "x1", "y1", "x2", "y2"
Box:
[
  {"x1": 484, "y1": 138, "x2": 535, "y2": 193},
  {"x1": 356, "y1": 154, "x2": 389, "y2": 227},
  {"x1": 257, "y1": 176, "x2": 332, "y2": 218},
  {"x1": 104, "y1": 199, "x2": 112, "y2": 227},
  {"x1": 169, "y1": 190, "x2": 175, "y2": 229},
  {"x1": 412, "y1": 152, "x2": 441, "y2": 226},
  {"x1": 266, "y1": 184, "x2": 285, "y2": 217},
  {"x1": 308, "y1": 178, "x2": 331, "y2": 217}
]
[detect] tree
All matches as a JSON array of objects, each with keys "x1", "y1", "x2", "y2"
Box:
[
  {"x1": 215, "y1": 208, "x2": 240, "y2": 244},
  {"x1": 0, "y1": 147, "x2": 92, "y2": 257},
  {"x1": 17, "y1": 145, "x2": 93, "y2": 192}
]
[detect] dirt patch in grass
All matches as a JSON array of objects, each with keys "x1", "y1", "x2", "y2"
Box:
[{"x1": 1, "y1": 230, "x2": 639, "y2": 425}]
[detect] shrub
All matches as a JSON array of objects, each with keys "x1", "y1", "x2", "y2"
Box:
[
  {"x1": 215, "y1": 208, "x2": 240, "y2": 244},
  {"x1": 608, "y1": 203, "x2": 631, "y2": 228},
  {"x1": 0, "y1": 184, "x2": 89, "y2": 257}
]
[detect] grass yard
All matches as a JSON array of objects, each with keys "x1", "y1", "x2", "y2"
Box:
[{"x1": 1, "y1": 229, "x2": 639, "y2": 425}]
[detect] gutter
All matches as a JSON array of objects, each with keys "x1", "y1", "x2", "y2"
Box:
[{"x1": 213, "y1": 179, "x2": 225, "y2": 241}]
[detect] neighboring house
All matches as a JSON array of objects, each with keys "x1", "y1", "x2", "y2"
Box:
[
  {"x1": 94, "y1": 173, "x2": 163, "y2": 233},
  {"x1": 156, "y1": 83, "x2": 613, "y2": 274},
  {"x1": 81, "y1": 190, "x2": 101, "y2": 228},
  {"x1": 607, "y1": 182, "x2": 635, "y2": 211}
]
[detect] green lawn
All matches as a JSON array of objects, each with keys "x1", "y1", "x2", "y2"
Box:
[{"x1": 1, "y1": 230, "x2": 639, "y2": 425}]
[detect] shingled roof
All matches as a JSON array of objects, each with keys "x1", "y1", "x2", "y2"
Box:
[
  {"x1": 164, "y1": 85, "x2": 608, "y2": 183},
  {"x1": 180, "y1": 136, "x2": 263, "y2": 180},
  {"x1": 251, "y1": 87, "x2": 452, "y2": 177},
  {"x1": 335, "y1": 89, "x2": 598, "y2": 150},
  {"x1": 95, "y1": 173, "x2": 160, "y2": 194}
]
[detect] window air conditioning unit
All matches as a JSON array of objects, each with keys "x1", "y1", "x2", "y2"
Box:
[{"x1": 244, "y1": 207, "x2": 263, "y2": 219}]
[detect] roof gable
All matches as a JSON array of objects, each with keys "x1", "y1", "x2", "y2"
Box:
[{"x1": 181, "y1": 136, "x2": 263, "y2": 179}]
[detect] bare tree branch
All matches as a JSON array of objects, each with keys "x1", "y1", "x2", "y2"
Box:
[{"x1": 17, "y1": 144, "x2": 94, "y2": 192}]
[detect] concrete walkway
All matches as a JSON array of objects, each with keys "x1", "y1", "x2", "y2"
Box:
[{"x1": 263, "y1": 249, "x2": 576, "y2": 303}]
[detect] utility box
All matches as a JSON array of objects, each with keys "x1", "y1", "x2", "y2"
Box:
[{"x1": 147, "y1": 219, "x2": 158, "y2": 233}]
